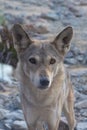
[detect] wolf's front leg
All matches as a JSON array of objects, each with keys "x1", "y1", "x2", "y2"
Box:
[
  {"x1": 63, "y1": 87, "x2": 76, "y2": 130},
  {"x1": 53, "y1": 99, "x2": 64, "y2": 130}
]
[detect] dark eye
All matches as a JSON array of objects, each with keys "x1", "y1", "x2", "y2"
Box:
[
  {"x1": 29, "y1": 58, "x2": 36, "y2": 64},
  {"x1": 50, "y1": 58, "x2": 56, "y2": 65}
]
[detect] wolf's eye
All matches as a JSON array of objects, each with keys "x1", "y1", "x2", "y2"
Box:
[
  {"x1": 50, "y1": 58, "x2": 56, "y2": 65},
  {"x1": 29, "y1": 58, "x2": 36, "y2": 64}
]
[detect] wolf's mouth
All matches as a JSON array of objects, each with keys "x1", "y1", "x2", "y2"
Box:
[{"x1": 38, "y1": 85, "x2": 49, "y2": 90}]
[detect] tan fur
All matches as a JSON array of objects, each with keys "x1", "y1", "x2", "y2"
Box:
[{"x1": 12, "y1": 24, "x2": 76, "y2": 130}]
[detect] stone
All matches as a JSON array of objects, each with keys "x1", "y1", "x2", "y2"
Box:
[
  {"x1": 76, "y1": 55, "x2": 84, "y2": 62},
  {"x1": 0, "y1": 109, "x2": 9, "y2": 120},
  {"x1": 65, "y1": 51, "x2": 74, "y2": 58},
  {"x1": 0, "y1": 94, "x2": 9, "y2": 106},
  {"x1": 70, "y1": 45, "x2": 80, "y2": 55},
  {"x1": 40, "y1": 12, "x2": 59, "y2": 21},
  {"x1": 6, "y1": 110, "x2": 24, "y2": 121},
  {"x1": 0, "y1": 83, "x2": 6, "y2": 92},
  {"x1": 24, "y1": 24, "x2": 49, "y2": 34},
  {"x1": 5, "y1": 94, "x2": 21, "y2": 110},
  {"x1": 4, "y1": 119, "x2": 13, "y2": 128},
  {"x1": 4, "y1": 123, "x2": 11, "y2": 130},
  {"x1": 77, "y1": 122, "x2": 87, "y2": 130},
  {"x1": 12, "y1": 120, "x2": 28, "y2": 130},
  {"x1": 0, "y1": 63, "x2": 13, "y2": 84},
  {"x1": 81, "y1": 110, "x2": 87, "y2": 117},
  {"x1": 74, "y1": 90, "x2": 87, "y2": 100},
  {"x1": 64, "y1": 58, "x2": 77, "y2": 65},
  {"x1": 75, "y1": 100, "x2": 87, "y2": 109},
  {"x1": 84, "y1": 52, "x2": 87, "y2": 64},
  {"x1": 4, "y1": 13, "x2": 24, "y2": 24},
  {"x1": 70, "y1": 69, "x2": 87, "y2": 77},
  {"x1": 79, "y1": 0, "x2": 87, "y2": 5}
]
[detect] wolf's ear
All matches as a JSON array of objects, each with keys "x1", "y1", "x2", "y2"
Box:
[
  {"x1": 51, "y1": 26, "x2": 73, "y2": 56},
  {"x1": 12, "y1": 24, "x2": 32, "y2": 51}
]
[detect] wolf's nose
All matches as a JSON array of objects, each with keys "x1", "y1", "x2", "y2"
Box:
[{"x1": 40, "y1": 78, "x2": 49, "y2": 87}]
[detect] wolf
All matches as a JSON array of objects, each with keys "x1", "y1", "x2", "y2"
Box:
[{"x1": 12, "y1": 24, "x2": 76, "y2": 130}]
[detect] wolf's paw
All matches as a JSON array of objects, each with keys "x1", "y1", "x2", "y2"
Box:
[
  {"x1": 74, "y1": 120, "x2": 77, "y2": 130},
  {"x1": 43, "y1": 122, "x2": 49, "y2": 130},
  {"x1": 74, "y1": 127, "x2": 77, "y2": 130},
  {"x1": 36, "y1": 120, "x2": 49, "y2": 130}
]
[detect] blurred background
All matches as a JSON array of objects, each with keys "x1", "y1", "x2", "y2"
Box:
[{"x1": 0, "y1": 0, "x2": 87, "y2": 130}]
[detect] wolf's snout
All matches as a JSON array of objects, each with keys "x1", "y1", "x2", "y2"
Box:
[
  {"x1": 40, "y1": 78, "x2": 49, "y2": 86},
  {"x1": 39, "y1": 78, "x2": 49, "y2": 89}
]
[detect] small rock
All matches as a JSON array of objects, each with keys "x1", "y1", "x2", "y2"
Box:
[
  {"x1": 41, "y1": 12, "x2": 59, "y2": 21},
  {"x1": 71, "y1": 45, "x2": 81, "y2": 56},
  {"x1": 4, "y1": 13, "x2": 24, "y2": 24},
  {"x1": 6, "y1": 110, "x2": 24, "y2": 121},
  {"x1": 4, "y1": 119, "x2": 14, "y2": 130},
  {"x1": 5, "y1": 94, "x2": 21, "y2": 110},
  {"x1": 0, "y1": 83, "x2": 6, "y2": 92},
  {"x1": 76, "y1": 55, "x2": 84, "y2": 62},
  {"x1": 0, "y1": 63, "x2": 13, "y2": 83},
  {"x1": 65, "y1": 51, "x2": 74, "y2": 58},
  {"x1": 70, "y1": 69, "x2": 87, "y2": 77},
  {"x1": 75, "y1": 100, "x2": 87, "y2": 109},
  {"x1": 0, "y1": 94, "x2": 9, "y2": 107},
  {"x1": 81, "y1": 110, "x2": 87, "y2": 117},
  {"x1": 79, "y1": 0, "x2": 87, "y2": 6},
  {"x1": 77, "y1": 122, "x2": 87, "y2": 130},
  {"x1": 12, "y1": 120, "x2": 28, "y2": 130},
  {"x1": 0, "y1": 109, "x2": 9, "y2": 120},
  {"x1": 84, "y1": 52, "x2": 87, "y2": 64},
  {"x1": 68, "y1": 4, "x2": 83, "y2": 17},
  {"x1": 64, "y1": 58, "x2": 77, "y2": 65},
  {"x1": 35, "y1": 25, "x2": 49, "y2": 34},
  {"x1": 24, "y1": 24, "x2": 49, "y2": 34},
  {"x1": 74, "y1": 90, "x2": 87, "y2": 100},
  {"x1": 4, "y1": 123, "x2": 11, "y2": 130}
]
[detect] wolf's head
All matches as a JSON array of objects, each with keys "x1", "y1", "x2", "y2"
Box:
[{"x1": 12, "y1": 24, "x2": 73, "y2": 90}]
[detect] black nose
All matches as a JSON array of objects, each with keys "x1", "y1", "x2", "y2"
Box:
[{"x1": 40, "y1": 78, "x2": 49, "y2": 87}]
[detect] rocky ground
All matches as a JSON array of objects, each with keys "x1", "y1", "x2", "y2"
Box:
[{"x1": 0, "y1": 0, "x2": 87, "y2": 130}]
